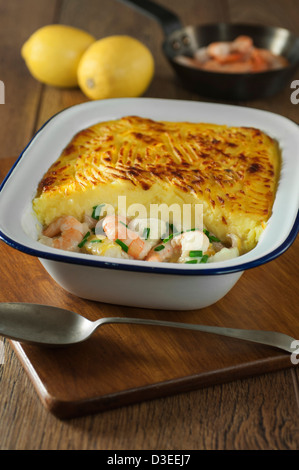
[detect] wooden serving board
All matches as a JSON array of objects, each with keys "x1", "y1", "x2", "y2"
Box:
[{"x1": 1, "y1": 158, "x2": 299, "y2": 419}]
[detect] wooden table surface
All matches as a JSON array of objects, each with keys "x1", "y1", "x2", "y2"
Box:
[{"x1": 0, "y1": 0, "x2": 299, "y2": 450}]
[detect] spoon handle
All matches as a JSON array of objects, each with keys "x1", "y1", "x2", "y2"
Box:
[{"x1": 95, "y1": 317, "x2": 296, "y2": 353}]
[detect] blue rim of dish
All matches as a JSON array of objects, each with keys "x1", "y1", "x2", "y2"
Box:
[
  {"x1": 0, "y1": 211, "x2": 298, "y2": 276},
  {"x1": 0, "y1": 102, "x2": 298, "y2": 276}
]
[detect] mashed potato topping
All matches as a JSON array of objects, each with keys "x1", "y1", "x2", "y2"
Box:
[{"x1": 33, "y1": 116, "x2": 280, "y2": 262}]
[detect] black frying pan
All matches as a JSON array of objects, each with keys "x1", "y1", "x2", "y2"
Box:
[{"x1": 119, "y1": 0, "x2": 299, "y2": 101}]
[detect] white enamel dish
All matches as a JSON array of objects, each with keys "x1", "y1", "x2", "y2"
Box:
[{"x1": 0, "y1": 98, "x2": 298, "y2": 310}]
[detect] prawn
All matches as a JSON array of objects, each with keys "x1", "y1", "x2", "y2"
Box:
[
  {"x1": 100, "y1": 215, "x2": 153, "y2": 260},
  {"x1": 207, "y1": 36, "x2": 253, "y2": 63},
  {"x1": 207, "y1": 41, "x2": 242, "y2": 65},
  {"x1": 42, "y1": 215, "x2": 88, "y2": 252},
  {"x1": 145, "y1": 240, "x2": 178, "y2": 263},
  {"x1": 202, "y1": 59, "x2": 253, "y2": 73},
  {"x1": 179, "y1": 34, "x2": 287, "y2": 74},
  {"x1": 231, "y1": 35, "x2": 254, "y2": 55},
  {"x1": 251, "y1": 48, "x2": 288, "y2": 71},
  {"x1": 204, "y1": 35, "x2": 267, "y2": 72}
]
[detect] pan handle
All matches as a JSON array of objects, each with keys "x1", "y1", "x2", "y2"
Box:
[{"x1": 117, "y1": 0, "x2": 183, "y2": 36}]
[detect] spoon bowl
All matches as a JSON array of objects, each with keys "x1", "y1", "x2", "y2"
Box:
[{"x1": 0, "y1": 303, "x2": 296, "y2": 353}]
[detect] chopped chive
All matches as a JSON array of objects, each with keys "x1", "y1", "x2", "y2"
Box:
[
  {"x1": 185, "y1": 259, "x2": 198, "y2": 264},
  {"x1": 200, "y1": 255, "x2": 209, "y2": 263},
  {"x1": 92, "y1": 204, "x2": 105, "y2": 220},
  {"x1": 203, "y1": 229, "x2": 220, "y2": 243},
  {"x1": 142, "y1": 227, "x2": 150, "y2": 240},
  {"x1": 115, "y1": 239, "x2": 129, "y2": 253},
  {"x1": 189, "y1": 250, "x2": 203, "y2": 258},
  {"x1": 162, "y1": 233, "x2": 173, "y2": 243},
  {"x1": 209, "y1": 235, "x2": 221, "y2": 242},
  {"x1": 119, "y1": 220, "x2": 128, "y2": 228},
  {"x1": 173, "y1": 231, "x2": 183, "y2": 237},
  {"x1": 78, "y1": 231, "x2": 91, "y2": 248},
  {"x1": 90, "y1": 239, "x2": 103, "y2": 243},
  {"x1": 169, "y1": 223, "x2": 184, "y2": 236},
  {"x1": 154, "y1": 245, "x2": 165, "y2": 252}
]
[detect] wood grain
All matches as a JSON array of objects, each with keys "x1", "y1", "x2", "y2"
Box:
[
  {"x1": 1, "y1": 348, "x2": 298, "y2": 449},
  {"x1": 0, "y1": 0, "x2": 298, "y2": 451},
  {"x1": 0, "y1": 0, "x2": 60, "y2": 160}
]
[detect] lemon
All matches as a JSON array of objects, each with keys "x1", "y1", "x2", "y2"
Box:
[
  {"x1": 77, "y1": 35, "x2": 154, "y2": 100},
  {"x1": 21, "y1": 25, "x2": 96, "y2": 87}
]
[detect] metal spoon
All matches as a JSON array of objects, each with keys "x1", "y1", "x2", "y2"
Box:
[{"x1": 0, "y1": 302, "x2": 296, "y2": 352}]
